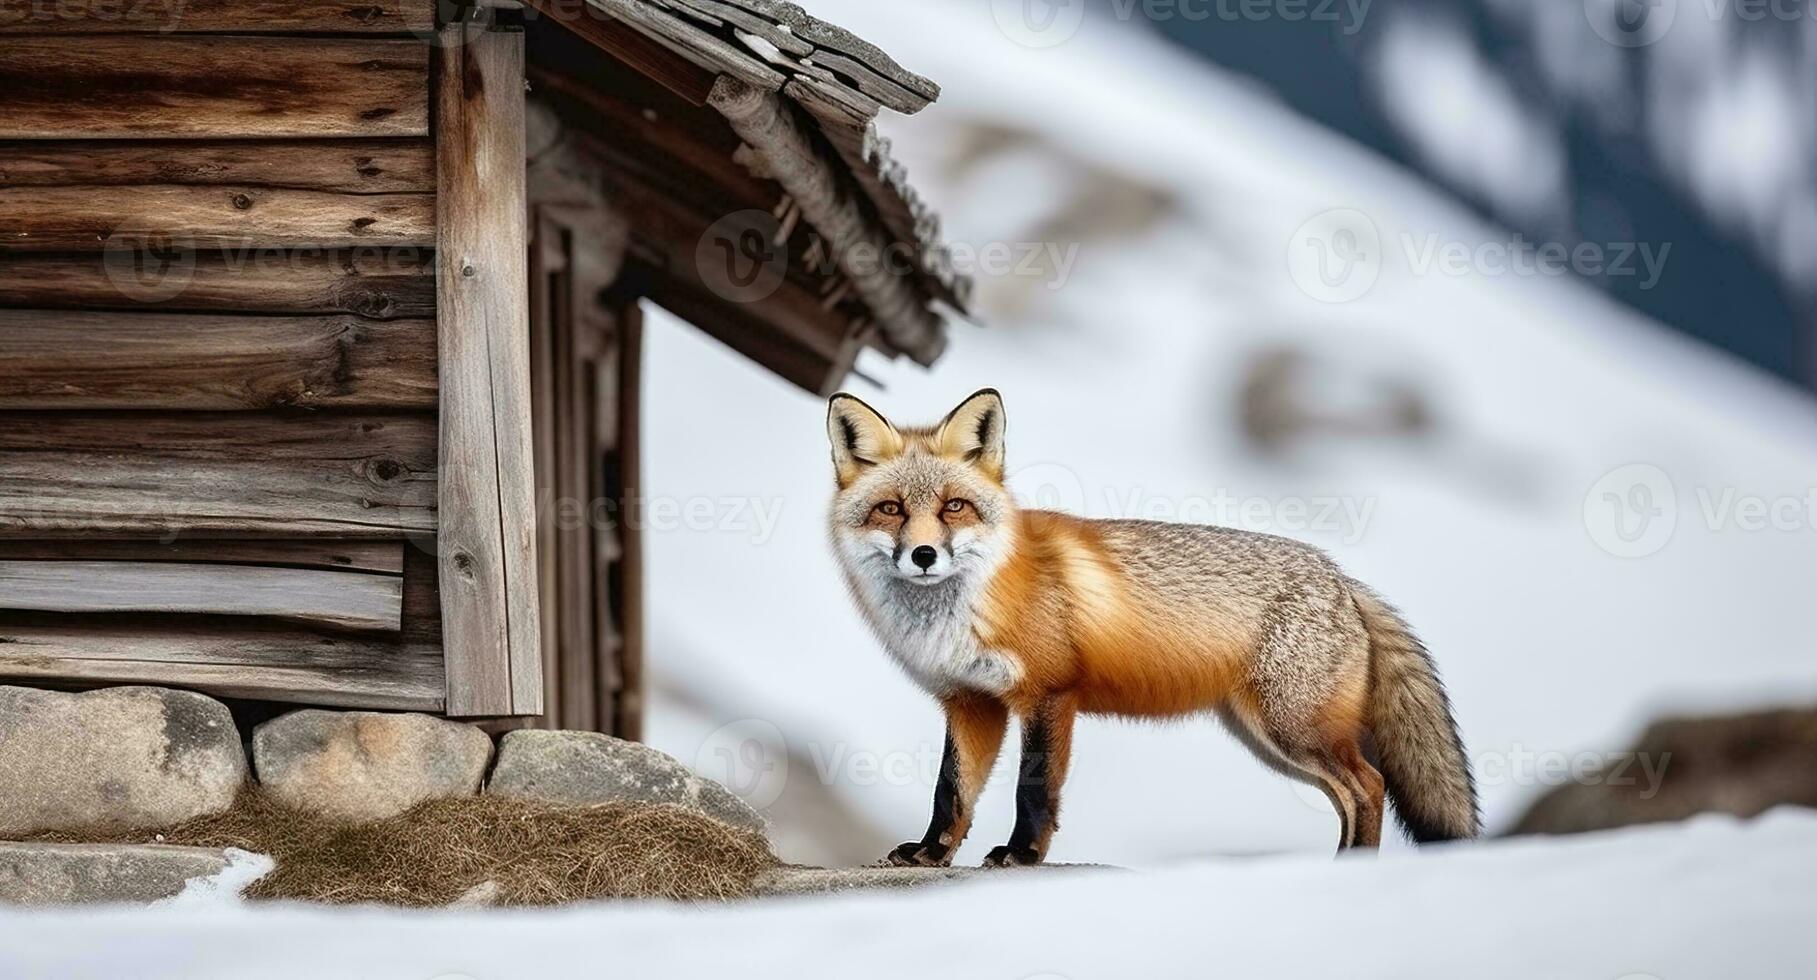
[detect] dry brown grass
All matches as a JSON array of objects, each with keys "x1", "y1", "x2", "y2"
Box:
[{"x1": 25, "y1": 789, "x2": 777, "y2": 907}]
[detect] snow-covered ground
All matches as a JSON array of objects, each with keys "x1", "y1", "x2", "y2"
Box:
[
  {"x1": 640, "y1": 0, "x2": 1817, "y2": 867},
  {"x1": 5, "y1": 811, "x2": 1814, "y2": 978}
]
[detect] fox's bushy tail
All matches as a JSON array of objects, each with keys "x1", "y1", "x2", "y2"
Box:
[{"x1": 1350, "y1": 582, "x2": 1480, "y2": 843}]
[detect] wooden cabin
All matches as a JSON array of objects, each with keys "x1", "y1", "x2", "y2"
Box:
[{"x1": 0, "y1": 0, "x2": 968, "y2": 737}]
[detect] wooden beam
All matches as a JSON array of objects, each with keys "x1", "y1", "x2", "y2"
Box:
[
  {"x1": 645, "y1": 269, "x2": 843, "y2": 395},
  {"x1": 0, "y1": 249, "x2": 435, "y2": 320},
  {"x1": 437, "y1": 24, "x2": 543, "y2": 717},
  {"x1": 0, "y1": 412, "x2": 437, "y2": 538},
  {"x1": 708, "y1": 77, "x2": 946, "y2": 365},
  {"x1": 0, "y1": 37, "x2": 429, "y2": 139},
  {"x1": 0, "y1": 539, "x2": 406, "y2": 576},
  {"x1": 614, "y1": 299, "x2": 646, "y2": 741},
  {"x1": 521, "y1": 0, "x2": 716, "y2": 105},
  {"x1": 0, "y1": 621, "x2": 443, "y2": 710},
  {"x1": 0, "y1": 139, "x2": 435, "y2": 193},
  {"x1": 0, "y1": 0, "x2": 436, "y2": 34},
  {"x1": 0, "y1": 311, "x2": 437, "y2": 410},
  {"x1": 0, "y1": 185, "x2": 434, "y2": 252},
  {"x1": 0, "y1": 561, "x2": 403, "y2": 633}
]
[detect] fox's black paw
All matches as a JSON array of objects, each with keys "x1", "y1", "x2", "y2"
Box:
[
  {"x1": 885, "y1": 842, "x2": 952, "y2": 868},
  {"x1": 981, "y1": 845, "x2": 1042, "y2": 868}
]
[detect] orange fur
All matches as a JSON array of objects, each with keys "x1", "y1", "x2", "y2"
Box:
[{"x1": 975, "y1": 510, "x2": 1252, "y2": 719}]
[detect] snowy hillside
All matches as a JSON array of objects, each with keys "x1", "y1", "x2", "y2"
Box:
[{"x1": 640, "y1": 0, "x2": 1817, "y2": 866}]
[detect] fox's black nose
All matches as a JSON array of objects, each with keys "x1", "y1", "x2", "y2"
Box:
[{"x1": 911, "y1": 546, "x2": 938, "y2": 570}]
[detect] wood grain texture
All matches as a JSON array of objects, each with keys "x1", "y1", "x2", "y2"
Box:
[
  {"x1": 0, "y1": 311, "x2": 436, "y2": 410},
  {"x1": 0, "y1": 538, "x2": 406, "y2": 575},
  {"x1": 0, "y1": 0, "x2": 436, "y2": 34},
  {"x1": 437, "y1": 24, "x2": 543, "y2": 717},
  {"x1": 0, "y1": 619, "x2": 443, "y2": 710},
  {"x1": 0, "y1": 412, "x2": 437, "y2": 538},
  {"x1": 0, "y1": 184, "x2": 434, "y2": 251},
  {"x1": 0, "y1": 36, "x2": 429, "y2": 139},
  {"x1": 0, "y1": 248, "x2": 435, "y2": 319},
  {"x1": 0, "y1": 139, "x2": 435, "y2": 193},
  {"x1": 0, "y1": 560, "x2": 403, "y2": 632}
]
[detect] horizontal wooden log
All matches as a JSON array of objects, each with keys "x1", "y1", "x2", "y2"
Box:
[
  {"x1": 0, "y1": 185, "x2": 434, "y2": 251},
  {"x1": 0, "y1": 539, "x2": 406, "y2": 575},
  {"x1": 0, "y1": 0, "x2": 435, "y2": 34},
  {"x1": 0, "y1": 620, "x2": 443, "y2": 710},
  {"x1": 0, "y1": 560, "x2": 403, "y2": 632},
  {"x1": 0, "y1": 139, "x2": 435, "y2": 193},
  {"x1": 0, "y1": 311, "x2": 437, "y2": 410},
  {"x1": 0, "y1": 248, "x2": 435, "y2": 319},
  {"x1": 0, "y1": 36, "x2": 429, "y2": 139},
  {"x1": 0, "y1": 412, "x2": 437, "y2": 538}
]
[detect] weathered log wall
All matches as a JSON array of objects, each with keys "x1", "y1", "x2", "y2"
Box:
[{"x1": 0, "y1": 1, "x2": 447, "y2": 711}]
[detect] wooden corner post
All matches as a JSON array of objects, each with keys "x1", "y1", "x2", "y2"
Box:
[{"x1": 436, "y1": 22, "x2": 543, "y2": 716}]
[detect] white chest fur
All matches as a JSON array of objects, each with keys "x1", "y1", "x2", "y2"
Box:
[{"x1": 847, "y1": 574, "x2": 1020, "y2": 697}]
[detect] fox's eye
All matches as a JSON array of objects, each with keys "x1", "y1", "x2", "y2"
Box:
[
  {"x1": 944, "y1": 499, "x2": 970, "y2": 514},
  {"x1": 874, "y1": 501, "x2": 903, "y2": 517}
]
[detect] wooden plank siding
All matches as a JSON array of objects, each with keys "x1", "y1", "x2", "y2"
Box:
[
  {"x1": 1, "y1": 184, "x2": 435, "y2": 251},
  {"x1": 0, "y1": 36, "x2": 430, "y2": 140},
  {"x1": 0, "y1": 139, "x2": 434, "y2": 193},
  {"x1": 0, "y1": 561, "x2": 404, "y2": 633},
  {"x1": 0, "y1": 0, "x2": 435, "y2": 35},
  {"x1": 0, "y1": 311, "x2": 437, "y2": 410},
  {"x1": 0, "y1": 539, "x2": 406, "y2": 575},
  {"x1": 0, "y1": 12, "x2": 564, "y2": 718},
  {"x1": 0, "y1": 412, "x2": 437, "y2": 538},
  {"x1": 435, "y1": 23, "x2": 543, "y2": 716},
  {"x1": 0, "y1": 539, "x2": 441, "y2": 710},
  {"x1": 0, "y1": 249, "x2": 435, "y2": 319}
]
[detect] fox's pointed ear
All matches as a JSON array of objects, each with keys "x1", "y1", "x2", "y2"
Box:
[
  {"x1": 827, "y1": 393, "x2": 902, "y2": 486},
  {"x1": 935, "y1": 388, "x2": 1006, "y2": 480}
]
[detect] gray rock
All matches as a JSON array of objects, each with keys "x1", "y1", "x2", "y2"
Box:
[
  {"x1": 0, "y1": 842, "x2": 252, "y2": 906},
  {"x1": 1508, "y1": 706, "x2": 1817, "y2": 837},
  {"x1": 487, "y1": 730, "x2": 765, "y2": 834},
  {"x1": 0, "y1": 686, "x2": 246, "y2": 836},
  {"x1": 252, "y1": 710, "x2": 494, "y2": 823},
  {"x1": 752, "y1": 862, "x2": 1114, "y2": 897}
]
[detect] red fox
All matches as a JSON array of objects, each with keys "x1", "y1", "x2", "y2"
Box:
[{"x1": 826, "y1": 388, "x2": 1478, "y2": 866}]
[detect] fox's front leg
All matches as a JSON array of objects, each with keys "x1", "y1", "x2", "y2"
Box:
[
  {"x1": 983, "y1": 696, "x2": 1076, "y2": 868},
  {"x1": 887, "y1": 693, "x2": 1007, "y2": 867}
]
